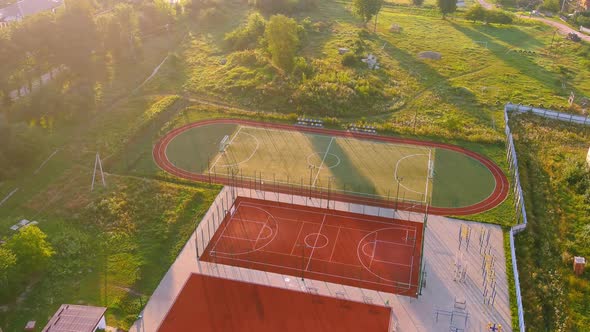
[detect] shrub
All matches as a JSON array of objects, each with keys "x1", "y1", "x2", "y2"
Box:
[
  {"x1": 574, "y1": 12, "x2": 590, "y2": 27},
  {"x1": 465, "y1": 5, "x2": 486, "y2": 22},
  {"x1": 250, "y1": 0, "x2": 317, "y2": 14},
  {"x1": 341, "y1": 53, "x2": 359, "y2": 67},
  {"x1": 412, "y1": 0, "x2": 425, "y2": 6},
  {"x1": 292, "y1": 57, "x2": 313, "y2": 80},
  {"x1": 539, "y1": 0, "x2": 560, "y2": 13},
  {"x1": 485, "y1": 10, "x2": 513, "y2": 24},
  {"x1": 224, "y1": 13, "x2": 266, "y2": 51},
  {"x1": 464, "y1": 6, "x2": 513, "y2": 24}
]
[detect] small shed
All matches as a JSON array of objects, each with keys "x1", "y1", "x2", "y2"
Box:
[{"x1": 42, "y1": 304, "x2": 107, "y2": 332}]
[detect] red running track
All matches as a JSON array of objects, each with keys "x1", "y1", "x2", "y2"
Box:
[
  {"x1": 158, "y1": 273, "x2": 392, "y2": 332},
  {"x1": 153, "y1": 118, "x2": 510, "y2": 216},
  {"x1": 200, "y1": 197, "x2": 424, "y2": 297}
]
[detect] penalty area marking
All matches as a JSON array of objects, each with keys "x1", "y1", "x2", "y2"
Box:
[
  {"x1": 394, "y1": 153, "x2": 431, "y2": 202},
  {"x1": 215, "y1": 132, "x2": 261, "y2": 168}
]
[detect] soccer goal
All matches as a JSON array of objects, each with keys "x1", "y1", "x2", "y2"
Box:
[{"x1": 219, "y1": 135, "x2": 230, "y2": 152}]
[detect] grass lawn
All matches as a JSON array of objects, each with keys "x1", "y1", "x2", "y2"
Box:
[
  {"x1": 0, "y1": 165, "x2": 220, "y2": 330},
  {"x1": 511, "y1": 114, "x2": 590, "y2": 331}
]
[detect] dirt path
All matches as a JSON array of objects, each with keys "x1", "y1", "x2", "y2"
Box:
[{"x1": 477, "y1": 0, "x2": 590, "y2": 42}]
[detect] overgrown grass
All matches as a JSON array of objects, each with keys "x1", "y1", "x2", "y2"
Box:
[
  {"x1": 511, "y1": 113, "x2": 590, "y2": 331},
  {"x1": 0, "y1": 166, "x2": 220, "y2": 330}
]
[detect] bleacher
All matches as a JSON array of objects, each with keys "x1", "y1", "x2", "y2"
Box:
[
  {"x1": 347, "y1": 124, "x2": 377, "y2": 134},
  {"x1": 296, "y1": 117, "x2": 324, "y2": 128}
]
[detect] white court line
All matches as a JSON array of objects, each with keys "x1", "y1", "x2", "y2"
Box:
[
  {"x1": 210, "y1": 253, "x2": 413, "y2": 290},
  {"x1": 239, "y1": 202, "x2": 419, "y2": 230},
  {"x1": 311, "y1": 137, "x2": 335, "y2": 187},
  {"x1": 289, "y1": 222, "x2": 306, "y2": 255},
  {"x1": 209, "y1": 126, "x2": 243, "y2": 172},
  {"x1": 369, "y1": 235, "x2": 377, "y2": 269},
  {"x1": 328, "y1": 227, "x2": 341, "y2": 262},
  {"x1": 221, "y1": 235, "x2": 257, "y2": 242},
  {"x1": 371, "y1": 259, "x2": 412, "y2": 268},
  {"x1": 210, "y1": 200, "x2": 243, "y2": 254},
  {"x1": 235, "y1": 211, "x2": 415, "y2": 245},
  {"x1": 305, "y1": 214, "x2": 327, "y2": 271},
  {"x1": 252, "y1": 215, "x2": 271, "y2": 250}
]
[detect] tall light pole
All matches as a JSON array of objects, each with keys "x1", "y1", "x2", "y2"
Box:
[
  {"x1": 308, "y1": 165, "x2": 315, "y2": 198},
  {"x1": 395, "y1": 176, "x2": 404, "y2": 212},
  {"x1": 327, "y1": 176, "x2": 335, "y2": 209}
]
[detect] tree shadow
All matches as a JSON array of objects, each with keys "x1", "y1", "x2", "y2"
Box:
[
  {"x1": 448, "y1": 22, "x2": 571, "y2": 96},
  {"x1": 374, "y1": 34, "x2": 493, "y2": 124},
  {"x1": 307, "y1": 134, "x2": 379, "y2": 197}
]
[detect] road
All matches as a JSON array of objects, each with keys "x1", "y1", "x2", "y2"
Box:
[{"x1": 477, "y1": 0, "x2": 590, "y2": 42}]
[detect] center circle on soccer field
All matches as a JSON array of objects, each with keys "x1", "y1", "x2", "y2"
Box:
[
  {"x1": 156, "y1": 120, "x2": 509, "y2": 215},
  {"x1": 306, "y1": 152, "x2": 341, "y2": 170}
]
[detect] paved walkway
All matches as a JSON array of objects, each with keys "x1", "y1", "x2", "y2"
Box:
[{"x1": 130, "y1": 187, "x2": 512, "y2": 332}]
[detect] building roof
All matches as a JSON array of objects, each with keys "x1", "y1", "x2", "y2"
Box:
[
  {"x1": 158, "y1": 273, "x2": 392, "y2": 332},
  {"x1": 0, "y1": 0, "x2": 62, "y2": 21},
  {"x1": 42, "y1": 304, "x2": 107, "y2": 332}
]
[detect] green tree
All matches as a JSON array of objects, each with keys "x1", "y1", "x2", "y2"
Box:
[
  {"x1": 465, "y1": 5, "x2": 486, "y2": 22},
  {"x1": 0, "y1": 247, "x2": 17, "y2": 283},
  {"x1": 437, "y1": 0, "x2": 457, "y2": 18},
  {"x1": 265, "y1": 15, "x2": 299, "y2": 72},
  {"x1": 353, "y1": 0, "x2": 383, "y2": 31},
  {"x1": 55, "y1": 0, "x2": 97, "y2": 75},
  {"x1": 0, "y1": 246, "x2": 17, "y2": 299},
  {"x1": 7, "y1": 226, "x2": 54, "y2": 274},
  {"x1": 224, "y1": 13, "x2": 266, "y2": 51}
]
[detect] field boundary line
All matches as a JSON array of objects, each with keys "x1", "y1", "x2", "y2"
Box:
[
  {"x1": 312, "y1": 137, "x2": 335, "y2": 187},
  {"x1": 424, "y1": 148, "x2": 433, "y2": 204},
  {"x1": 328, "y1": 227, "x2": 341, "y2": 262},
  {"x1": 209, "y1": 126, "x2": 243, "y2": 172}
]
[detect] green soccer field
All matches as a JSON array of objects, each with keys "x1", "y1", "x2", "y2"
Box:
[{"x1": 164, "y1": 123, "x2": 496, "y2": 208}]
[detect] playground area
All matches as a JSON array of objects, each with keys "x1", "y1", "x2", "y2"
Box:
[{"x1": 154, "y1": 119, "x2": 509, "y2": 215}]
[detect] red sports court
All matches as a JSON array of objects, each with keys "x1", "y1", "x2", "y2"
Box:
[
  {"x1": 158, "y1": 273, "x2": 392, "y2": 332},
  {"x1": 201, "y1": 197, "x2": 424, "y2": 297}
]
